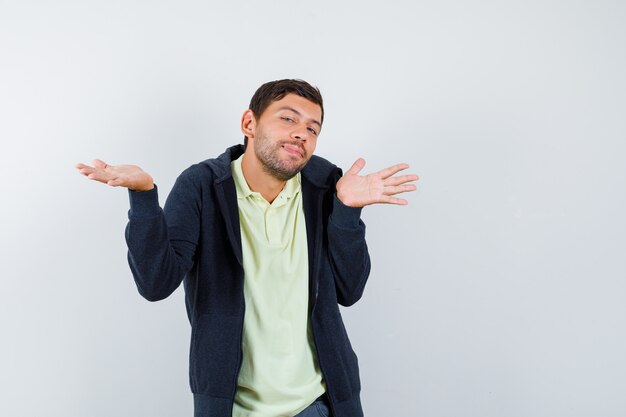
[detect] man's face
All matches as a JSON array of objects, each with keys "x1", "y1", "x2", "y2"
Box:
[{"x1": 244, "y1": 93, "x2": 322, "y2": 181}]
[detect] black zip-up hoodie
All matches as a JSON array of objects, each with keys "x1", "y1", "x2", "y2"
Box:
[{"x1": 125, "y1": 144, "x2": 371, "y2": 417}]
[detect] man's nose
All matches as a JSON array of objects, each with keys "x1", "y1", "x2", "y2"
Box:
[{"x1": 291, "y1": 126, "x2": 309, "y2": 140}]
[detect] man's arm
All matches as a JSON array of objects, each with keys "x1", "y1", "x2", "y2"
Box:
[
  {"x1": 76, "y1": 160, "x2": 199, "y2": 301},
  {"x1": 327, "y1": 195, "x2": 371, "y2": 306},
  {"x1": 328, "y1": 158, "x2": 419, "y2": 306}
]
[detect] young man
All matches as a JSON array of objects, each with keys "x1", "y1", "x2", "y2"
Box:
[{"x1": 76, "y1": 79, "x2": 418, "y2": 417}]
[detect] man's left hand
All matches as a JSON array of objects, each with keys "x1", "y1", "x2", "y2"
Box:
[{"x1": 336, "y1": 158, "x2": 419, "y2": 208}]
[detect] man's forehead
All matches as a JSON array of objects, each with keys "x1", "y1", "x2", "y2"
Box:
[{"x1": 270, "y1": 94, "x2": 322, "y2": 125}]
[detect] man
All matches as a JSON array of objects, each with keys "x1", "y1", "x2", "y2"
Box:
[{"x1": 76, "y1": 79, "x2": 418, "y2": 417}]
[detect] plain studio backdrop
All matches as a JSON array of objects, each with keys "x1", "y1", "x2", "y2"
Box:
[{"x1": 1, "y1": 1, "x2": 625, "y2": 416}]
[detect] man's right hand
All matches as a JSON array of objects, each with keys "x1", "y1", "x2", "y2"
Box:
[{"x1": 75, "y1": 159, "x2": 154, "y2": 191}]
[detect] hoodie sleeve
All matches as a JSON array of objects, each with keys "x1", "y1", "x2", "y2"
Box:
[
  {"x1": 125, "y1": 167, "x2": 201, "y2": 301},
  {"x1": 327, "y1": 171, "x2": 372, "y2": 307}
]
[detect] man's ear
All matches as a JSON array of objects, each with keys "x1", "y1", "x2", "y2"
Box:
[{"x1": 241, "y1": 109, "x2": 257, "y2": 139}]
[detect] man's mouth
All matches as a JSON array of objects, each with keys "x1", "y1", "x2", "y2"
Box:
[{"x1": 281, "y1": 144, "x2": 304, "y2": 157}]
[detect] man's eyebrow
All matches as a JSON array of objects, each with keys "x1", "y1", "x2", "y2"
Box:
[{"x1": 276, "y1": 106, "x2": 322, "y2": 128}]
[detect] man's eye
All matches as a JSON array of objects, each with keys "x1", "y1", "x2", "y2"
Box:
[
  {"x1": 281, "y1": 117, "x2": 294, "y2": 123},
  {"x1": 308, "y1": 127, "x2": 317, "y2": 135}
]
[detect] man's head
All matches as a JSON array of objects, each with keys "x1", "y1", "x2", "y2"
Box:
[
  {"x1": 241, "y1": 79, "x2": 324, "y2": 181},
  {"x1": 243, "y1": 79, "x2": 324, "y2": 148}
]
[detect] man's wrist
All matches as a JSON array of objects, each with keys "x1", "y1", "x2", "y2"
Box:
[
  {"x1": 128, "y1": 185, "x2": 160, "y2": 217},
  {"x1": 130, "y1": 183, "x2": 155, "y2": 192}
]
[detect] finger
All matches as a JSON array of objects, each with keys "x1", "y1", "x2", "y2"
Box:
[
  {"x1": 380, "y1": 195, "x2": 409, "y2": 205},
  {"x1": 377, "y1": 163, "x2": 410, "y2": 179},
  {"x1": 87, "y1": 170, "x2": 116, "y2": 184},
  {"x1": 75, "y1": 164, "x2": 94, "y2": 176},
  {"x1": 92, "y1": 159, "x2": 110, "y2": 170},
  {"x1": 384, "y1": 184, "x2": 417, "y2": 195},
  {"x1": 346, "y1": 158, "x2": 366, "y2": 175},
  {"x1": 383, "y1": 174, "x2": 419, "y2": 187}
]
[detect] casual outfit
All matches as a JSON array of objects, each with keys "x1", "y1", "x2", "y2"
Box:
[
  {"x1": 231, "y1": 155, "x2": 325, "y2": 416},
  {"x1": 125, "y1": 144, "x2": 370, "y2": 417}
]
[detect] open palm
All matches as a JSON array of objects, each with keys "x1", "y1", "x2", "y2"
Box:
[
  {"x1": 75, "y1": 159, "x2": 154, "y2": 191},
  {"x1": 336, "y1": 158, "x2": 419, "y2": 208}
]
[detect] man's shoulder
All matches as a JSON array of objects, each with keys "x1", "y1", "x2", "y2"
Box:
[{"x1": 178, "y1": 144, "x2": 244, "y2": 184}]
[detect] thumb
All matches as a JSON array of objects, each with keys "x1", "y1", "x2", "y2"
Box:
[
  {"x1": 92, "y1": 159, "x2": 110, "y2": 170},
  {"x1": 346, "y1": 158, "x2": 366, "y2": 175}
]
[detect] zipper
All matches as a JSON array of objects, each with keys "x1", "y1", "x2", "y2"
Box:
[
  {"x1": 309, "y1": 189, "x2": 337, "y2": 417},
  {"x1": 228, "y1": 271, "x2": 246, "y2": 416}
]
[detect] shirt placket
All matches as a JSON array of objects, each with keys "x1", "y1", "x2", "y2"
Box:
[{"x1": 265, "y1": 195, "x2": 288, "y2": 246}]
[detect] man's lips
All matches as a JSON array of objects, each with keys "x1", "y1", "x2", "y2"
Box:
[{"x1": 281, "y1": 144, "x2": 304, "y2": 157}]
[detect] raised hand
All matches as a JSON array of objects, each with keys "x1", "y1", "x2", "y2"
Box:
[
  {"x1": 336, "y1": 158, "x2": 419, "y2": 208},
  {"x1": 75, "y1": 159, "x2": 154, "y2": 191}
]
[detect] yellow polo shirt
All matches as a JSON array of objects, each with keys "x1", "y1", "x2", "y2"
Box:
[{"x1": 231, "y1": 155, "x2": 325, "y2": 417}]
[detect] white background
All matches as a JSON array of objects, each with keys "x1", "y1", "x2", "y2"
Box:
[{"x1": 1, "y1": 1, "x2": 625, "y2": 416}]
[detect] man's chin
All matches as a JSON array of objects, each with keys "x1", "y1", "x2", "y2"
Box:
[{"x1": 265, "y1": 161, "x2": 308, "y2": 181}]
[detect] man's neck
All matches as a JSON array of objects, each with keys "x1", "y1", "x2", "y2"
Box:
[{"x1": 241, "y1": 152, "x2": 286, "y2": 204}]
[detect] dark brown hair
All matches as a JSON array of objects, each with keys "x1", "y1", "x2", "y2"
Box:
[{"x1": 244, "y1": 79, "x2": 324, "y2": 148}]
